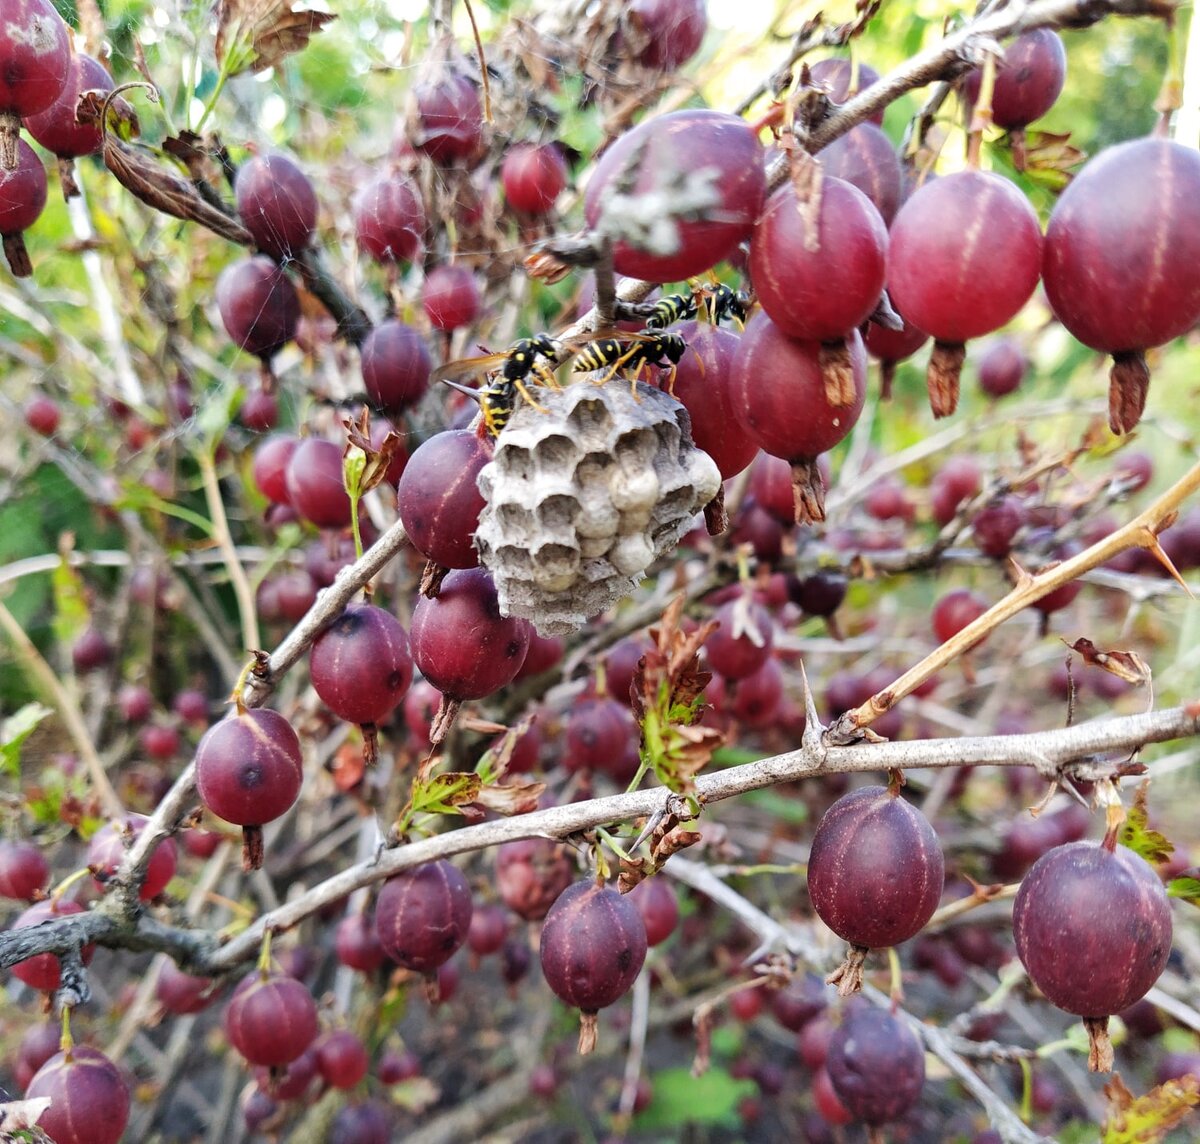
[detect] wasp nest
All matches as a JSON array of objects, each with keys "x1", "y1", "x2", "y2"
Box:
[{"x1": 474, "y1": 380, "x2": 721, "y2": 636}]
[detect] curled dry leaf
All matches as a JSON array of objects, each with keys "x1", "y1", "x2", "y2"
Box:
[
  {"x1": 1101, "y1": 1072, "x2": 1200, "y2": 1140},
  {"x1": 343, "y1": 407, "x2": 403, "y2": 497},
  {"x1": 78, "y1": 87, "x2": 253, "y2": 248},
  {"x1": 216, "y1": 0, "x2": 337, "y2": 77},
  {"x1": 1069, "y1": 638, "x2": 1152, "y2": 686}
]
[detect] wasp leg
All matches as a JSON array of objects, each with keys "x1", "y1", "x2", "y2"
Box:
[
  {"x1": 592, "y1": 345, "x2": 639, "y2": 387},
  {"x1": 661, "y1": 362, "x2": 678, "y2": 398},
  {"x1": 532, "y1": 360, "x2": 564, "y2": 390},
  {"x1": 514, "y1": 378, "x2": 550, "y2": 413}
]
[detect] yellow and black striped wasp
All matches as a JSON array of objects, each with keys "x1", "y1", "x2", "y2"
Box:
[
  {"x1": 702, "y1": 283, "x2": 751, "y2": 326},
  {"x1": 572, "y1": 329, "x2": 689, "y2": 395},
  {"x1": 433, "y1": 332, "x2": 572, "y2": 436}
]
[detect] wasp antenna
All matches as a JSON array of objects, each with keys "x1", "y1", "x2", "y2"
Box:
[{"x1": 441, "y1": 379, "x2": 483, "y2": 403}]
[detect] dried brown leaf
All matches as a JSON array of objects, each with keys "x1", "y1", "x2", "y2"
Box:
[
  {"x1": 216, "y1": 0, "x2": 336, "y2": 77},
  {"x1": 1070, "y1": 638, "x2": 1152, "y2": 686},
  {"x1": 472, "y1": 779, "x2": 544, "y2": 816}
]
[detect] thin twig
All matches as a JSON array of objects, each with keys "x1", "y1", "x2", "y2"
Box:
[
  {"x1": 197, "y1": 450, "x2": 260, "y2": 657},
  {"x1": 0, "y1": 597, "x2": 123, "y2": 819}
]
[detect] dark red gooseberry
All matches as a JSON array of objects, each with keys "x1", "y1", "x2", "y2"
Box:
[
  {"x1": 15, "y1": 1022, "x2": 59, "y2": 1090},
  {"x1": 729, "y1": 657, "x2": 785, "y2": 728},
  {"x1": 932, "y1": 588, "x2": 989, "y2": 644},
  {"x1": 87, "y1": 813, "x2": 177, "y2": 901},
  {"x1": 409, "y1": 568, "x2": 532, "y2": 700},
  {"x1": 467, "y1": 902, "x2": 509, "y2": 956},
  {"x1": 156, "y1": 960, "x2": 218, "y2": 1015},
  {"x1": 361, "y1": 319, "x2": 431, "y2": 415},
  {"x1": 26, "y1": 1045, "x2": 130, "y2": 1144},
  {"x1": 668, "y1": 320, "x2": 759, "y2": 479},
  {"x1": 584, "y1": 110, "x2": 766, "y2": 282},
  {"x1": 626, "y1": 0, "x2": 707, "y2": 71},
  {"x1": 807, "y1": 785, "x2": 944, "y2": 951},
  {"x1": 770, "y1": 972, "x2": 826, "y2": 1032},
  {"x1": 496, "y1": 837, "x2": 574, "y2": 922},
  {"x1": 254, "y1": 1046, "x2": 318, "y2": 1100},
  {"x1": 309, "y1": 602, "x2": 413, "y2": 726},
  {"x1": 813, "y1": 1066, "x2": 853, "y2": 1126},
  {"x1": 564, "y1": 697, "x2": 637, "y2": 776},
  {"x1": 224, "y1": 971, "x2": 319, "y2": 1067},
  {"x1": 1013, "y1": 840, "x2": 1172, "y2": 1019},
  {"x1": 412, "y1": 71, "x2": 483, "y2": 163},
  {"x1": 194, "y1": 707, "x2": 304, "y2": 827},
  {"x1": 140, "y1": 722, "x2": 180, "y2": 760},
  {"x1": 285, "y1": 437, "x2": 353, "y2": 529},
  {"x1": 24, "y1": 51, "x2": 112, "y2": 161},
  {"x1": 23, "y1": 393, "x2": 60, "y2": 435},
  {"x1": 235, "y1": 152, "x2": 318, "y2": 261},
  {"x1": 628, "y1": 876, "x2": 679, "y2": 946},
  {"x1": 329, "y1": 1101, "x2": 394, "y2": 1144},
  {"x1": 396, "y1": 429, "x2": 491, "y2": 569},
  {"x1": 252, "y1": 434, "x2": 299, "y2": 506},
  {"x1": 962, "y1": 29, "x2": 1067, "y2": 129},
  {"x1": 1043, "y1": 137, "x2": 1200, "y2": 433},
  {"x1": 0, "y1": 138, "x2": 48, "y2": 276},
  {"x1": 539, "y1": 880, "x2": 648, "y2": 1049},
  {"x1": 707, "y1": 597, "x2": 774, "y2": 681},
  {"x1": 750, "y1": 175, "x2": 888, "y2": 342},
  {"x1": 10, "y1": 897, "x2": 92, "y2": 991},
  {"x1": 809, "y1": 58, "x2": 884, "y2": 125},
  {"x1": 215, "y1": 255, "x2": 300, "y2": 362},
  {"x1": 976, "y1": 336, "x2": 1027, "y2": 397},
  {"x1": 173, "y1": 688, "x2": 209, "y2": 726},
  {"x1": 0, "y1": 0, "x2": 70, "y2": 141},
  {"x1": 502, "y1": 143, "x2": 568, "y2": 215},
  {"x1": 888, "y1": 170, "x2": 1042, "y2": 417},
  {"x1": 819, "y1": 123, "x2": 903, "y2": 225},
  {"x1": 826, "y1": 1006, "x2": 926, "y2": 1124},
  {"x1": 378, "y1": 1048, "x2": 421, "y2": 1084},
  {"x1": 375, "y1": 859, "x2": 473, "y2": 973},
  {"x1": 732, "y1": 316, "x2": 864, "y2": 521},
  {"x1": 423, "y1": 263, "x2": 480, "y2": 331},
  {"x1": 516, "y1": 633, "x2": 565, "y2": 679},
  {"x1": 353, "y1": 172, "x2": 424, "y2": 264},
  {"x1": 973, "y1": 495, "x2": 1024, "y2": 558},
  {"x1": 316, "y1": 1029, "x2": 370, "y2": 1089},
  {"x1": 335, "y1": 911, "x2": 387, "y2": 972},
  {"x1": 0, "y1": 839, "x2": 49, "y2": 899}
]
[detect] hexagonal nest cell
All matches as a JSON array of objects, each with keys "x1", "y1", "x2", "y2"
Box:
[{"x1": 474, "y1": 380, "x2": 721, "y2": 636}]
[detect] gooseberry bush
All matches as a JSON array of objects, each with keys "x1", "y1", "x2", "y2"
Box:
[{"x1": 3, "y1": 0, "x2": 1200, "y2": 1141}]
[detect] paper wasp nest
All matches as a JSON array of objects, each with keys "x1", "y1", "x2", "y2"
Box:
[{"x1": 474, "y1": 380, "x2": 721, "y2": 637}]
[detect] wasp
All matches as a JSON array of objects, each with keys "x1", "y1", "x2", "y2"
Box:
[
  {"x1": 702, "y1": 283, "x2": 751, "y2": 326},
  {"x1": 572, "y1": 329, "x2": 688, "y2": 395},
  {"x1": 643, "y1": 292, "x2": 698, "y2": 330}
]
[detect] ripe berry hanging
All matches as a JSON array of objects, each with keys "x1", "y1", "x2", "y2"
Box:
[
  {"x1": 24, "y1": 52, "x2": 116, "y2": 198},
  {"x1": 0, "y1": 0, "x2": 70, "y2": 169},
  {"x1": 539, "y1": 878, "x2": 648, "y2": 1053},
  {"x1": 806, "y1": 781, "x2": 944, "y2": 994},
  {"x1": 308, "y1": 602, "x2": 413, "y2": 765},
  {"x1": 375, "y1": 860, "x2": 473, "y2": 979},
  {"x1": 194, "y1": 706, "x2": 304, "y2": 870},
  {"x1": 730, "y1": 312, "x2": 867, "y2": 524},
  {"x1": 224, "y1": 970, "x2": 319, "y2": 1067},
  {"x1": 583, "y1": 109, "x2": 766, "y2": 281},
  {"x1": 1012, "y1": 835, "x2": 1172, "y2": 1071},
  {"x1": 25, "y1": 1044, "x2": 131, "y2": 1144},
  {"x1": 215, "y1": 255, "x2": 301, "y2": 384},
  {"x1": 748, "y1": 161, "x2": 887, "y2": 407},
  {"x1": 825, "y1": 1005, "x2": 926, "y2": 1128},
  {"x1": 0, "y1": 138, "x2": 48, "y2": 277},
  {"x1": 235, "y1": 152, "x2": 319, "y2": 261},
  {"x1": 887, "y1": 169, "x2": 1042, "y2": 417},
  {"x1": 1043, "y1": 137, "x2": 1200, "y2": 434}
]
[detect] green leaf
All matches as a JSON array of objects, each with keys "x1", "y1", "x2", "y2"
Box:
[
  {"x1": 632, "y1": 1067, "x2": 755, "y2": 1131},
  {"x1": 50, "y1": 556, "x2": 89, "y2": 648},
  {"x1": 407, "y1": 772, "x2": 482, "y2": 817},
  {"x1": 115, "y1": 484, "x2": 215, "y2": 537},
  {"x1": 0, "y1": 703, "x2": 52, "y2": 777},
  {"x1": 1119, "y1": 784, "x2": 1174, "y2": 865},
  {"x1": 1167, "y1": 876, "x2": 1200, "y2": 908},
  {"x1": 1102, "y1": 1073, "x2": 1200, "y2": 1142},
  {"x1": 196, "y1": 378, "x2": 244, "y2": 448}
]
